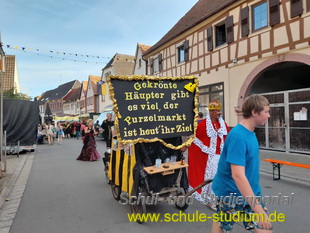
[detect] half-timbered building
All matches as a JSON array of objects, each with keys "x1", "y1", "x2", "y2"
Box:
[{"x1": 143, "y1": 0, "x2": 310, "y2": 153}]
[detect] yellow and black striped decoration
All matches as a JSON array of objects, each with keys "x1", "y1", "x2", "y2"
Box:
[
  {"x1": 108, "y1": 139, "x2": 136, "y2": 196},
  {"x1": 128, "y1": 145, "x2": 136, "y2": 196}
]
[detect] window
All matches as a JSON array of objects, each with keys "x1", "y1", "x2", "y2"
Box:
[
  {"x1": 199, "y1": 83, "x2": 224, "y2": 118},
  {"x1": 177, "y1": 40, "x2": 189, "y2": 63},
  {"x1": 153, "y1": 57, "x2": 159, "y2": 73},
  {"x1": 138, "y1": 59, "x2": 142, "y2": 68},
  {"x1": 215, "y1": 22, "x2": 226, "y2": 47},
  {"x1": 105, "y1": 71, "x2": 111, "y2": 78},
  {"x1": 253, "y1": 2, "x2": 268, "y2": 31},
  {"x1": 150, "y1": 54, "x2": 163, "y2": 74},
  {"x1": 178, "y1": 46, "x2": 185, "y2": 63}
]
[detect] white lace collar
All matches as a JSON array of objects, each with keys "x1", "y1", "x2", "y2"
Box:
[{"x1": 206, "y1": 114, "x2": 228, "y2": 138}]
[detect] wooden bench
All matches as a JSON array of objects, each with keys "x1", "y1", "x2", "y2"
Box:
[{"x1": 264, "y1": 159, "x2": 310, "y2": 180}]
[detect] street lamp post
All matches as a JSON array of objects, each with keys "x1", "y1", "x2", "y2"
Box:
[{"x1": 0, "y1": 40, "x2": 6, "y2": 174}]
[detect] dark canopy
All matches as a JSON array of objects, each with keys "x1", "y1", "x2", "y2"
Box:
[{"x1": 3, "y1": 99, "x2": 40, "y2": 146}]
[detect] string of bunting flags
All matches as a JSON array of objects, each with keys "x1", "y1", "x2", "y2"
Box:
[{"x1": 5, "y1": 44, "x2": 136, "y2": 64}]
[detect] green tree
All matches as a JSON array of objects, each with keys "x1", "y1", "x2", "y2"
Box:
[{"x1": 3, "y1": 88, "x2": 32, "y2": 100}]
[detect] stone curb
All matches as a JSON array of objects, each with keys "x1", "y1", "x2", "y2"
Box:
[
  {"x1": 0, "y1": 153, "x2": 31, "y2": 210},
  {"x1": 0, "y1": 153, "x2": 34, "y2": 232}
]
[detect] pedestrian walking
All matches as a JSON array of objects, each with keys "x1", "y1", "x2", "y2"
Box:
[
  {"x1": 211, "y1": 94, "x2": 272, "y2": 233},
  {"x1": 46, "y1": 122, "x2": 54, "y2": 145},
  {"x1": 56, "y1": 122, "x2": 64, "y2": 145},
  {"x1": 76, "y1": 119, "x2": 101, "y2": 161},
  {"x1": 101, "y1": 113, "x2": 114, "y2": 149},
  {"x1": 37, "y1": 124, "x2": 44, "y2": 144},
  {"x1": 188, "y1": 100, "x2": 229, "y2": 209},
  {"x1": 64, "y1": 122, "x2": 72, "y2": 138},
  {"x1": 71, "y1": 122, "x2": 76, "y2": 138},
  {"x1": 94, "y1": 120, "x2": 100, "y2": 133},
  {"x1": 76, "y1": 121, "x2": 81, "y2": 139},
  {"x1": 41, "y1": 124, "x2": 47, "y2": 143}
]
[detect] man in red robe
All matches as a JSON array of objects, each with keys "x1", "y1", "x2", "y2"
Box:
[{"x1": 188, "y1": 101, "x2": 229, "y2": 209}]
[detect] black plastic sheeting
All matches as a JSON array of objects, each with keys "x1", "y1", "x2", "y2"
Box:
[
  {"x1": 133, "y1": 137, "x2": 189, "y2": 194},
  {"x1": 3, "y1": 99, "x2": 40, "y2": 146}
]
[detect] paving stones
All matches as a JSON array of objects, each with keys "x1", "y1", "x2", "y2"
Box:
[{"x1": 0, "y1": 153, "x2": 34, "y2": 232}]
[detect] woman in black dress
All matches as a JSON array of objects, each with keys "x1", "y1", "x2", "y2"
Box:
[{"x1": 77, "y1": 119, "x2": 100, "y2": 161}]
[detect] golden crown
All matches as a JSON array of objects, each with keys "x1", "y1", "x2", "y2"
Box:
[{"x1": 208, "y1": 102, "x2": 222, "y2": 110}]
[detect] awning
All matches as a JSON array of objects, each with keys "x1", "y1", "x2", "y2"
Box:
[
  {"x1": 80, "y1": 113, "x2": 90, "y2": 118},
  {"x1": 54, "y1": 116, "x2": 79, "y2": 121}
]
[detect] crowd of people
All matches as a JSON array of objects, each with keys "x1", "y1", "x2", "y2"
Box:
[
  {"x1": 37, "y1": 121, "x2": 86, "y2": 145},
  {"x1": 37, "y1": 115, "x2": 115, "y2": 163},
  {"x1": 37, "y1": 94, "x2": 273, "y2": 232}
]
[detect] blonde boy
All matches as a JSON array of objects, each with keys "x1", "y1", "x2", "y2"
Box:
[{"x1": 212, "y1": 95, "x2": 272, "y2": 233}]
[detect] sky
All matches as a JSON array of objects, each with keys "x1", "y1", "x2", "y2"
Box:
[{"x1": 0, "y1": 0, "x2": 198, "y2": 98}]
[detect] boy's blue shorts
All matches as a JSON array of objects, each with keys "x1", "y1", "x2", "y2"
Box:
[{"x1": 215, "y1": 198, "x2": 271, "y2": 232}]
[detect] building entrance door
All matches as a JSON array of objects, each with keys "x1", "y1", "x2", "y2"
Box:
[{"x1": 255, "y1": 88, "x2": 310, "y2": 154}]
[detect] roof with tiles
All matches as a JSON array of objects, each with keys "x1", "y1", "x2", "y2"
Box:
[
  {"x1": 138, "y1": 43, "x2": 151, "y2": 54},
  {"x1": 144, "y1": 0, "x2": 237, "y2": 56},
  {"x1": 48, "y1": 80, "x2": 77, "y2": 101},
  {"x1": 89, "y1": 75, "x2": 101, "y2": 95},
  {"x1": 103, "y1": 53, "x2": 135, "y2": 75},
  {"x1": 81, "y1": 81, "x2": 88, "y2": 96},
  {"x1": 38, "y1": 89, "x2": 54, "y2": 103},
  {"x1": 63, "y1": 87, "x2": 82, "y2": 102},
  {"x1": 38, "y1": 80, "x2": 79, "y2": 102}
]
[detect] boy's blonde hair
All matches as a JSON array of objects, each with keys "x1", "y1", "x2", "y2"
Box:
[{"x1": 242, "y1": 94, "x2": 269, "y2": 119}]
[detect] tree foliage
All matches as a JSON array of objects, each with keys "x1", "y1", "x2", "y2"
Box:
[{"x1": 3, "y1": 88, "x2": 32, "y2": 100}]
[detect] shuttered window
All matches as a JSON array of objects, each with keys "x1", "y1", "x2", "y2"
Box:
[
  {"x1": 184, "y1": 40, "x2": 189, "y2": 62},
  {"x1": 215, "y1": 21, "x2": 226, "y2": 47},
  {"x1": 178, "y1": 45, "x2": 185, "y2": 63},
  {"x1": 226, "y1": 16, "x2": 234, "y2": 44},
  {"x1": 177, "y1": 40, "x2": 189, "y2": 63},
  {"x1": 158, "y1": 53, "x2": 163, "y2": 72},
  {"x1": 241, "y1": 6, "x2": 249, "y2": 37},
  {"x1": 207, "y1": 27, "x2": 213, "y2": 51},
  {"x1": 150, "y1": 58, "x2": 154, "y2": 74},
  {"x1": 252, "y1": 1, "x2": 268, "y2": 31},
  {"x1": 153, "y1": 57, "x2": 159, "y2": 73},
  {"x1": 269, "y1": 0, "x2": 280, "y2": 26},
  {"x1": 291, "y1": 0, "x2": 303, "y2": 18}
]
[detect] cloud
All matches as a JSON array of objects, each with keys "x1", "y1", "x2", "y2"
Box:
[{"x1": 1, "y1": 0, "x2": 199, "y2": 98}]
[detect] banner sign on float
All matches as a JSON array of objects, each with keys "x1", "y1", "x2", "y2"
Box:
[{"x1": 107, "y1": 75, "x2": 199, "y2": 149}]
